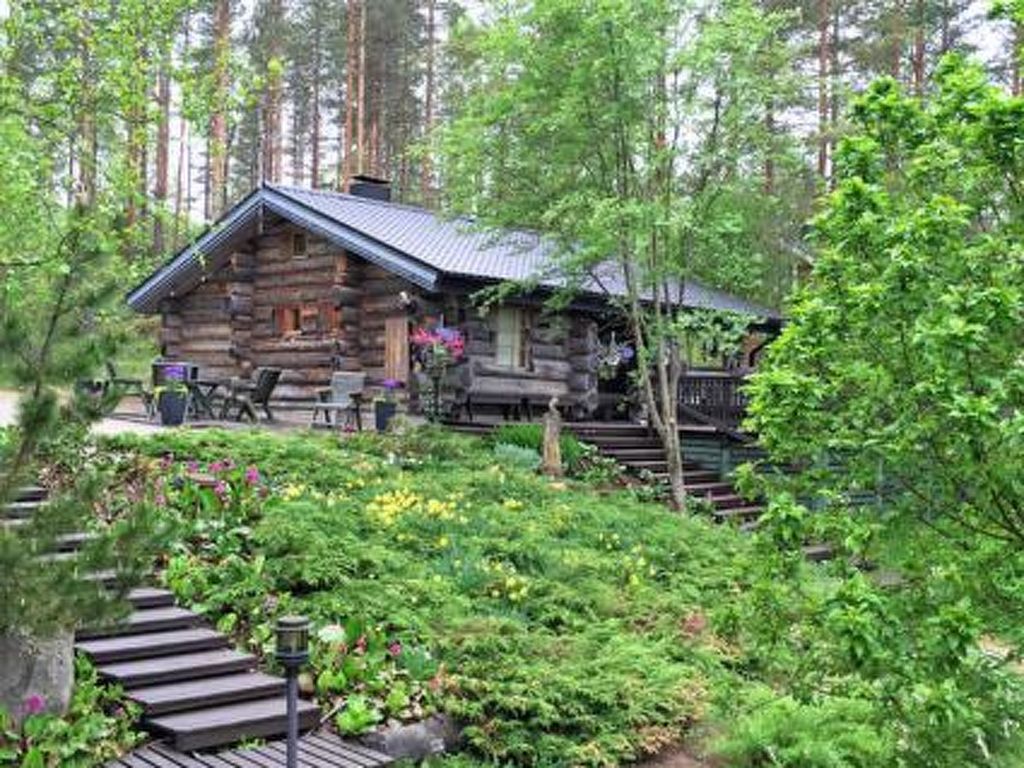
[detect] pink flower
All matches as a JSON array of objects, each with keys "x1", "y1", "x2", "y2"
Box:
[
  {"x1": 213, "y1": 480, "x2": 228, "y2": 499},
  {"x1": 354, "y1": 635, "x2": 367, "y2": 655},
  {"x1": 209, "y1": 460, "x2": 225, "y2": 474},
  {"x1": 186, "y1": 460, "x2": 199, "y2": 475},
  {"x1": 388, "y1": 641, "x2": 402, "y2": 658},
  {"x1": 22, "y1": 694, "x2": 45, "y2": 716},
  {"x1": 154, "y1": 492, "x2": 167, "y2": 507},
  {"x1": 244, "y1": 466, "x2": 261, "y2": 486}
]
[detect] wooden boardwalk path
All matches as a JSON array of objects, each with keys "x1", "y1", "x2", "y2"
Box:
[
  {"x1": 4, "y1": 487, "x2": 392, "y2": 765},
  {"x1": 105, "y1": 730, "x2": 391, "y2": 767}
]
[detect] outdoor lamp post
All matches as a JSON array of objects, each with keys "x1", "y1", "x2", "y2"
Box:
[{"x1": 275, "y1": 615, "x2": 310, "y2": 768}]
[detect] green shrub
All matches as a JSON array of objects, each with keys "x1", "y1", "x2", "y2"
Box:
[
  {"x1": 492, "y1": 442, "x2": 541, "y2": 471},
  {"x1": 712, "y1": 688, "x2": 893, "y2": 767},
  {"x1": 491, "y1": 423, "x2": 585, "y2": 471}
]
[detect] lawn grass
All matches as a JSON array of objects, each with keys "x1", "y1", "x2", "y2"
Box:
[{"x1": 104, "y1": 426, "x2": 753, "y2": 765}]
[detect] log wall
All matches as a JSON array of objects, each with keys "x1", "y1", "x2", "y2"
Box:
[{"x1": 159, "y1": 222, "x2": 601, "y2": 410}]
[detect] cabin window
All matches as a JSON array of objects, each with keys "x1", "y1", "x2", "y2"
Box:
[
  {"x1": 494, "y1": 306, "x2": 528, "y2": 369},
  {"x1": 275, "y1": 305, "x2": 302, "y2": 335},
  {"x1": 291, "y1": 232, "x2": 308, "y2": 258}
]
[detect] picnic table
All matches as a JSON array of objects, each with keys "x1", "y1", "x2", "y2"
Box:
[{"x1": 186, "y1": 379, "x2": 223, "y2": 420}]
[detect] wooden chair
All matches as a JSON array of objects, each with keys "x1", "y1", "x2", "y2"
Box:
[
  {"x1": 220, "y1": 367, "x2": 282, "y2": 422},
  {"x1": 311, "y1": 372, "x2": 366, "y2": 431},
  {"x1": 105, "y1": 361, "x2": 153, "y2": 417}
]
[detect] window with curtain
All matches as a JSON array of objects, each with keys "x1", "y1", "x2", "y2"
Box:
[{"x1": 494, "y1": 306, "x2": 526, "y2": 368}]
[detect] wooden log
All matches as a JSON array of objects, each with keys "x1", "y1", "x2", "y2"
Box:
[
  {"x1": 532, "y1": 359, "x2": 572, "y2": 379},
  {"x1": 531, "y1": 342, "x2": 566, "y2": 360},
  {"x1": 332, "y1": 285, "x2": 362, "y2": 306}
]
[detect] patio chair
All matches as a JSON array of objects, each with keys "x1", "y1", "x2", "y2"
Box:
[
  {"x1": 105, "y1": 360, "x2": 153, "y2": 417},
  {"x1": 220, "y1": 367, "x2": 282, "y2": 422},
  {"x1": 311, "y1": 372, "x2": 366, "y2": 431}
]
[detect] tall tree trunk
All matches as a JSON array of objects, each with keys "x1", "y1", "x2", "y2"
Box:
[
  {"x1": 262, "y1": 0, "x2": 283, "y2": 183},
  {"x1": 208, "y1": 0, "x2": 230, "y2": 219},
  {"x1": 912, "y1": 0, "x2": 926, "y2": 94},
  {"x1": 1013, "y1": 22, "x2": 1023, "y2": 97},
  {"x1": 829, "y1": 3, "x2": 841, "y2": 190},
  {"x1": 357, "y1": 0, "x2": 367, "y2": 175},
  {"x1": 817, "y1": 0, "x2": 830, "y2": 179},
  {"x1": 342, "y1": 0, "x2": 359, "y2": 187},
  {"x1": 311, "y1": 27, "x2": 322, "y2": 187},
  {"x1": 890, "y1": 4, "x2": 904, "y2": 80},
  {"x1": 421, "y1": 0, "x2": 436, "y2": 203},
  {"x1": 154, "y1": 63, "x2": 171, "y2": 254},
  {"x1": 763, "y1": 100, "x2": 774, "y2": 195}
]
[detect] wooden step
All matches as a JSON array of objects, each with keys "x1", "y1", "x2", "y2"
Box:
[
  {"x1": 576, "y1": 435, "x2": 662, "y2": 449},
  {"x1": 803, "y1": 543, "x2": 833, "y2": 562},
  {"x1": 15, "y1": 486, "x2": 47, "y2": 502},
  {"x1": 145, "y1": 696, "x2": 321, "y2": 751},
  {"x1": 128, "y1": 672, "x2": 286, "y2": 716},
  {"x1": 78, "y1": 606, "x2": 202, "y2": 640},
  {"x1": 97, "y1": 649, "x2": 257, "y2": 688},
  {"x1": 127, "y1": 587, "x2": 176, "y2": 610},
  {"x1": 684, "y1": 481, "x2": 735, "y2": 495},
  {"x1": 55, "y1": 532, "x2": 97, "y2": 552},
  {"x1": 712, "y1": 505, "x2": 764, "y2": 523},
  {"x1": 75, "y1": 628, "x2": 228, "y2": 664},
  {"x1": 708, "y1": 494, "x2": 754, "y2": 510},
  {"x1": 2, "y1": 500, "x2": 43, "y2": 519}
]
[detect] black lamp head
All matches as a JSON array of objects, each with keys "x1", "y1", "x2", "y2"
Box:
[{"x1": 275, "y1": 615, "x2": 310, "y2": 667}]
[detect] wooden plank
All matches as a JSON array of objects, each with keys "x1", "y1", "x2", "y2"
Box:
[
  {"x1": 149, "y1": 744, "x2": 211, "y2": 767},
  {"x1": 79, "y1": 607, "x2": 201, "y2": 639},
  {"x1": 146, "y1": 697, "x2": 320, "y2": 752},
  {"x1": 75, "y1": 628, "x2": 227, "y2": 664},
  {"x1": 299, "y1": 741, "x2": 373, "y2": 768},
  {"x1": 128, "y1": 588, "x2": 177, "y2": 610},
  {"x1": 305, "y1": 734, "x2": 389, "y2": 766},
  {"x1": 263, "y1": 741, "x2": 362, "y2": 768},
  {"x1": 384, "y1": 316, "x2": 409, "y2": 384},
  {"x1": 128, "y1": 673, "x2": 285, "y2": 716}
]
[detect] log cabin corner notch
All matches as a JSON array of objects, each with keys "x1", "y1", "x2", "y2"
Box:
[{"x1": 127, "y1": 180, "x2": 781, "y2": 409}]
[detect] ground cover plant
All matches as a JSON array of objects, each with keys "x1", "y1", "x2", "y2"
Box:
[
  {"x1": 105, "y1": 426, "x2": 747, "y2": 765},
  {"x1": 96, "y1": 425, "x2": 1024, "y2": 767}
]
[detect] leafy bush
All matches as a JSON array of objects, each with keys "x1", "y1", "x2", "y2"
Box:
[
  {"x1": 103, "y1": 427, "x2": 746, "y2": 765},
  {"x1": 492, "y1": 442, "x2": 541, "y2": 471},
  {"x1": 491, "y1": 423, "x2": 585, "y2": 472},
  {"x1": 0, "y1": 657, "x2": 142, "y2": 766}
]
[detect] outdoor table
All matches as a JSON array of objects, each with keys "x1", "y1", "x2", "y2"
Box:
[{"x1": 187, "y1": 379, "x2": 223, "y2": 420}]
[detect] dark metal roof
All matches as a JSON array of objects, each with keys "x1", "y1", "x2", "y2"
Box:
[{"x1": 128, "y1": 184, "x2": 780, "y2": 319}]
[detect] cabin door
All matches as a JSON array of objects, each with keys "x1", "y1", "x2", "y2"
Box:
[{"x1": 384, "y1": 316, "x2": 410, "y2": 384}]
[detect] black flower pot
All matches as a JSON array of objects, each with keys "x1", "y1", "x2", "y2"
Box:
[
  {"x1": 375, "y1": 401, "x2": 397, "y2": 432},
  {"x1": 158, "y1": 389, "x2": 188, "y2": 426}
]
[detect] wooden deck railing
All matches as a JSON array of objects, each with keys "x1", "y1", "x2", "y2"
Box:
[{"x1": 678, "y1": 370, "x2": 750, "y2": 432}]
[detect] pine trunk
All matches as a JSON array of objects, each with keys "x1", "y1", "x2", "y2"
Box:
[
  {"x1": 342, "y1": 0, "x2": 359, "y2": 187},
  {"x1": 262, "y1": 0, "x2": 283, "y2": 184},
  {"x1": 422, "y1": 0, "x2": 436, "y2": 203},
  {"x1": 311, "y1": 29, "x2": 322, "y2": 187},
  {"x1": 208, "y1": 0, "x2": 230, "y2": 220},
  {"x1": 913, "y1": 0, "x2": 925, "y2": 94},
  {"x1": 357, "y1": 0, "x2": 367, "y2": 175},
  {"x1": 154, "y1": 64, "x2": 171, "y2": 254},
  {"x1": 817, "y1": 0, "x2": 830, "y2": 179}
]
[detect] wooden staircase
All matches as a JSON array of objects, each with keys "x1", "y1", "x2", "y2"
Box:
[
  {"x1": 566, "y1": 422, "x2": 765, "y2": 526},
  {"x1": 3, "y1": 487, "x2": 324, "y2": 753}
]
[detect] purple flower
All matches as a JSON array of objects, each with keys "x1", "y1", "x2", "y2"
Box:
[
  {"x1": 381, "y1": 378, "x2": 402, "y2": 391},
  {"x1": 213, "y1": 480, "x2": 229, "y2": 499},
  {"x1": 388, "y1": 640, "x2": 402, "y2": 658},
  {"x1": 22, "y1": 694, "x2": 45, "y2": 716},
  {"x1": 619, "y1": 344, "x2": 635, "y2": 362},
  {"x1": 186, "y1": 460, "x2": 199, "y2": 475},
  {"x1": 244, "y1": 466, "x2": 261, "y2": 486},
  {"x1": 154, "y1": 492, "x2": 167, "y2": 507},
  {"x1": 209, "y1": 460, "x2": 225, "y2": 474}
]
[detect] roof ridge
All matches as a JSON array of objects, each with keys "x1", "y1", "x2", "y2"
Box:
[{"x1": 266, "y1": 183, "x2": 452, "y2": 219}]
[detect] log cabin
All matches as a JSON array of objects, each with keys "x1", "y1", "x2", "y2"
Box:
[{"x1": 127, "y1": 177, "x2": 780, "y2": 417}]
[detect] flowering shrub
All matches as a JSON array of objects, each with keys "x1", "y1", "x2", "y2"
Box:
[
  {"x1": 313, "y1": 619, "x2": 443, "y2": 735},
  {"x1": 0, "y1": 658, "x2": 142, "y2": 765},
  {"x1": 411, "y1": 325, "x2": 465, "y2": 420}
]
